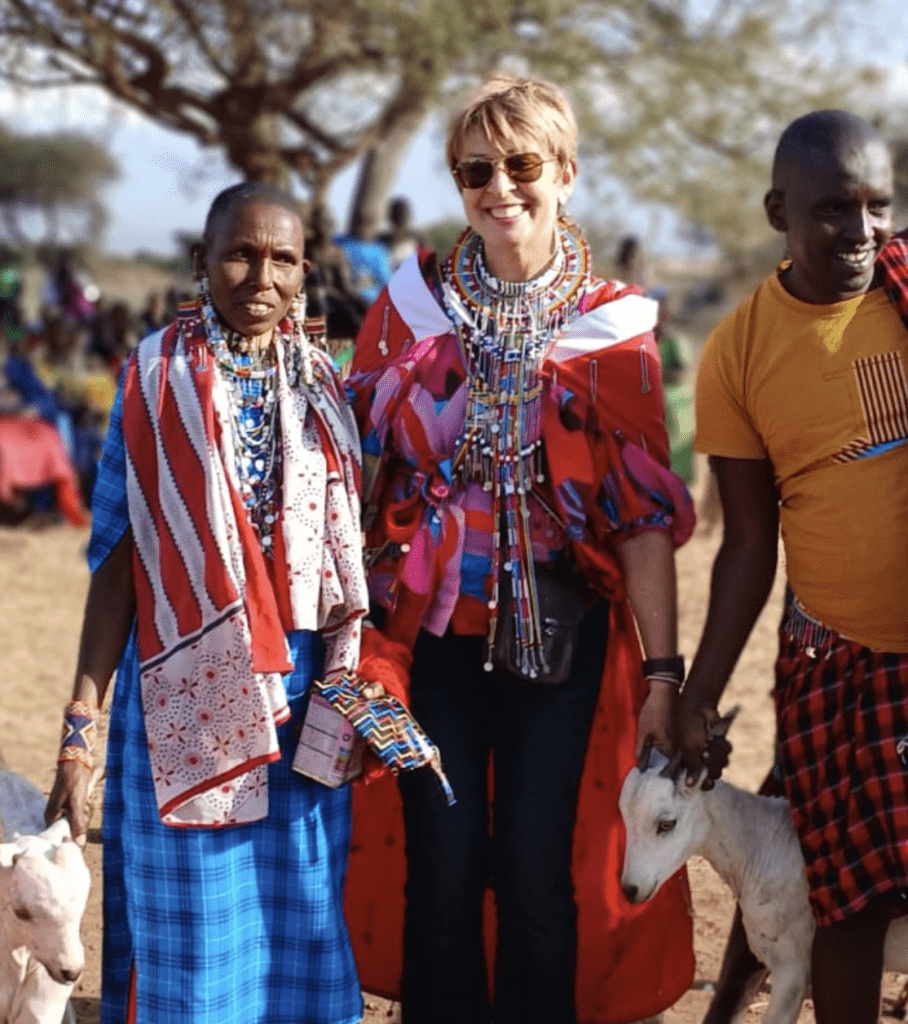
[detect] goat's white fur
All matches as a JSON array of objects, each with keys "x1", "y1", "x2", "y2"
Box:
[
  {"x1": 0, "y1": 817, "x2": 91, "y2": 1024},
  {"x1": 619, "y1": 757, "x2": 908, "y2": 1024}
]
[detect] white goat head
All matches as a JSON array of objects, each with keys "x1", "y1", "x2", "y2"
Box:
[
  {"x1": 619, "y1": 710, "x2": 736, "y2": 906},
  {"x1": 0, "y1": 819, "x2": 91, "y2": 985}
]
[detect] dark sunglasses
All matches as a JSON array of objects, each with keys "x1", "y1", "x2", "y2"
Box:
[{"x1": 452, "y1": 152, "x2": 557, "y2": 190}]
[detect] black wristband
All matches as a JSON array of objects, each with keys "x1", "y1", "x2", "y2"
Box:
[{"x1": 642, "y1": 655, "x2": 685, "y2": 682}]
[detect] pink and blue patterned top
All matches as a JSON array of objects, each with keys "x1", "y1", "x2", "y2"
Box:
[{"x1": 346, "y1": 229, "x2": 694, "y2": 651}]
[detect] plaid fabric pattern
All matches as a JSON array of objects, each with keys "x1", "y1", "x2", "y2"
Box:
[
  {"x1": 92, "y1": 385, "x2": 362, "y2": 1024},
  {"x1": 86, "y1": 386, "x2": 130, "y2": 571},
  {"x1": 774, "y1": 593, "x2": 908, "y2": 927},
  {"x1": 879, "y1": 231, "x2": 908, "y2": 330}
]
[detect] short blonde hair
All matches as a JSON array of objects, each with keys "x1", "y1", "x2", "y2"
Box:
[{"x1": 446, "y1": 74, "x2": 578, "y2": 173}]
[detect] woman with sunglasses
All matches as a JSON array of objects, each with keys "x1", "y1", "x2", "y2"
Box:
[{"x1": 344, "y1": 74, "x2": 696, "y2": 1024}]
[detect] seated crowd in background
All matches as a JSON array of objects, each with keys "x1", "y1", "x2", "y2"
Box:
[{"x1": 0, "y1": 248, "x2": 191, "y2": 527}]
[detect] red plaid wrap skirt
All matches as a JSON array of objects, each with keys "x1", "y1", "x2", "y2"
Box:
[{"x1": 774, "y1": 592, "x2": 908, "y2": 926}]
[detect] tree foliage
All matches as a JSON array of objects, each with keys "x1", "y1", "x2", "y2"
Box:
[
  {"x1": 0, "y1": 122, "x2": 118, "y2": 246},
  {"x1": 0, "y1": 0, "x2": 874, "y2": 254}
]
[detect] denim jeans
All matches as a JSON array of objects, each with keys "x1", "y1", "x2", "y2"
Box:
[{"x1": 398, "y1": 601, "x2": 609, "y2": 1024}]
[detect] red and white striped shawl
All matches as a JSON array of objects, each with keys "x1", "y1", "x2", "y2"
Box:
[{"x1": 122, "y1": 313, "x2": 367, "y2": 827}]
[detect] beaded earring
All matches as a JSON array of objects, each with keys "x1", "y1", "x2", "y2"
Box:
[
  {"x1": 291, "y1": 289, "x2": 306, "y2": 323},
  {"x1": 196, "y1": 272, "x2": 211, "y2": 303},
  {"x1": 289, "y1": 290, "x2": 314, "y2": 386},
  {"x1": 192, "y1": 243, "x2": 209, "y2": 301}
]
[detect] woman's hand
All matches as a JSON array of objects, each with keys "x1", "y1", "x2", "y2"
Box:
[
  {"x1": 45, "y1": 761, "x2": 93, "y2": 847},
  {"x1": 636, "y1": 679, "x2": 676, "y2": 756}
]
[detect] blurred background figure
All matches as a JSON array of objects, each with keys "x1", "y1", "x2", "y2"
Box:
[
  {"x1": 0, "y1": 330, "x2": 89, "y2": 527},
  {"x1": 652, "y1": 286, "x2": 696, "y2": 485},
  {"x1": 377, "y1": 196, "x2": 424, "y2": 272},
  {"x1": 88, "y1": 299, "x2": 139, "y2": 379},
  {"x1": 138, "y1": 290, "x2": 168, "y2": 338},
  {"x1": 0, "y1": 246, "x2": 24, "y2": 336},
  {"x1": 305, "y1": 203, "x2": 370, "y2": 368},
  {"x1": 614, "y1": 233, "x2": 650, "y2": 290},
  {"x1": 8, "y1": 313, "x2": 107, "y2": 506},
  {"x1": 333, "y1": 207, "x2": 393, "y2": 307},
  {"x1": 41, "y1": 248, "x2": 99, "y2": 325}
]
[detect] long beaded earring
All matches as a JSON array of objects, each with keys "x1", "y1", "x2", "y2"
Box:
[
  {"x1": 192, "y1": 243, "x2": 209, "y2": 302},
  {"x1": 193, "y1": 248, "x2": 228, "y2": 355},
  {"x1": 290, "y1": 290, "x2": 313, "y2": 386}
]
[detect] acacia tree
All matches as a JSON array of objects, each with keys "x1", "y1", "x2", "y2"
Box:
[
  {"x1": 0, "y1": 0, "x2": 871, "y2": 250},
  {"x1": 0, "y1": 122, "x2": 118, "y2": 245}
]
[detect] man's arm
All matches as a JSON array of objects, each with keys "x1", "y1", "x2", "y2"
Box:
[{"x1": 676, "y1": 456, "x2": 779, "y2": 783}]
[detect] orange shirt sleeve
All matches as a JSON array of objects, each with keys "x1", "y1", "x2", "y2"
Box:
[{"x1": 695, "y1": 311, "x2": 768, "y2": 460}]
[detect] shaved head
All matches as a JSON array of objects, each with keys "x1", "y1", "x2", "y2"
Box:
[
  {"x1": 765, "y1": 109, "x2": 893, "y2": 305},
  {"x1": 771, "y1": 110, "x2": 885, "y2": 189},
  {"x1": 203, "y1": 181, "x2": 304, "y2": 249}
]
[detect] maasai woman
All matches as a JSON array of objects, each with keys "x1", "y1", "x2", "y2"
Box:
[
  {"x1": 45, "y1": 182, "x2": 368, "y2": 1024},
  {"x1": 343, "y1": 75, "x2": 697, "y2": 1024}
]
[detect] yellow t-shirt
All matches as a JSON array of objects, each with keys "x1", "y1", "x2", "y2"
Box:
[{"x1": 696, "y1": 271, "x2": 908, "y2": 652}]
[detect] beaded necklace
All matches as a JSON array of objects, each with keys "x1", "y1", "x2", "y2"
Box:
[
  {"x1": 439, "y1": 218, "x2": 592, "y2": 677},
  {"x1": 195, "y1": 285, "x2": 314, "y2": 553}
]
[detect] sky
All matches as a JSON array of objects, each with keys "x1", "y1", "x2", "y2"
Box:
[
  {"x1": 1, "y1": 6, "x2": 906, "y2": 259},
  {"x1": 0, "y1": 83, "x2": 464, "y2": 257}
]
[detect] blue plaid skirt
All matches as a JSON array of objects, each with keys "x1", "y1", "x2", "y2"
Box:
[
  {"x1": 101, "y1": 629, "x2": 362, "y2": 1024},
  {"x1": 93, "y1": 385, "x2": 362, "y2": 1024}
]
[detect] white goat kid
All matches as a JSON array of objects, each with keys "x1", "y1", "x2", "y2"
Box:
[
  {"x1": 619, "y1": 715, "x2": 908, "y2": 1024},
  {"x1": 0, "y1": 818, "x2": 91, "y2": 1024}
]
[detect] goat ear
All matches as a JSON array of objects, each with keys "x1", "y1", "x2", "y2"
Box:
[
  {"x1": 637, "y1": 735, "x2": 655, "y2": 772},
  {"x1": 658, "y1": 751, "x2": 683, "y2": 781},
  {"x1": 707, "y1": 705, "x2": 740, "y2": 742},
  {"x1": 0, "y1": 847, "x2": 22, "y2": 868}
]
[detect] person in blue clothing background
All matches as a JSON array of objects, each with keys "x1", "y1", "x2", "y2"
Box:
[{"x1": 333, "y1": 207, "x2": 393, "y2": 307}]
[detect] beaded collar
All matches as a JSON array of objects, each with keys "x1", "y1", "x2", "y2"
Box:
[
  {"x1": 444, "y1": 216, "x2": 589, "y2": 325},
  {"x1": 438, "y1": 219, "x2": 592, "y2": 678}
]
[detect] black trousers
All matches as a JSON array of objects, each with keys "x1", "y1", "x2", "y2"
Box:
[{"x1": 398, "y1": 602, "x2": 608, "y2": 1024}]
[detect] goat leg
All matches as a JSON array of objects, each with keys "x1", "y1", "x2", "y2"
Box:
[
  {"x1": 702, "y1": 906, "x2": 769, "y2": 1024},
  {"x1": 761, "y1": 961, "x2": 809, "y2": 1024},
  {"x1": 703, "y1": 763, "x2": 788, "y2": 1024}
]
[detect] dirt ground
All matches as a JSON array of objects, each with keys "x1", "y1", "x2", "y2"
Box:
[{"x1": 1, "y1": 467, "x2": 905, "y2": 1023}]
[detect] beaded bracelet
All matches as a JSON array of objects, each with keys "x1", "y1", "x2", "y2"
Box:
[
  {"x1": 58, "y1": 700, "x2": 99, "y2": 771},
  {"x1": 642, "y1": 655, "x2": 686, "y2": 688}
]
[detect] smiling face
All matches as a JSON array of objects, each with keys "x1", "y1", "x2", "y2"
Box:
[
  {"x1": 766, "y1": 136, "x2": 893, "y2": 305},
  {"x1": 455, "y1": 126, "x2": 575, "y2": 282},
  {"x1": 203, "y1": 199, "x2": 305, "y2": 340}
]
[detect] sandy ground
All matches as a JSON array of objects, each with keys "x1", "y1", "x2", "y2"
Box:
[{"x1": 1, "y1": 476, "x2": 905, "y2": 1023}]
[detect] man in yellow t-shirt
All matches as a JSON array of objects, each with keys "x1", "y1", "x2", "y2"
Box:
[{"x1": 677, "y1": 110, "x2": 908, "y2": 1024}]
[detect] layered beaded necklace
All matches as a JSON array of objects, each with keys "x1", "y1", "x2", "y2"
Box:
[
  {"x1": 196, "y1": 283, "x2": 314, "y2": 553},
  {"x1": 439, "y1": 219, "x2": 591, "y2": 677}
]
